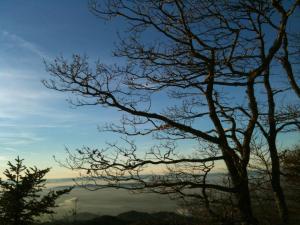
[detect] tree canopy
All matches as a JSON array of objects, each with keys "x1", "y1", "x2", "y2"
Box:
[{"x1": 44, "y1": 1, "x2": 300, "y2": 224}]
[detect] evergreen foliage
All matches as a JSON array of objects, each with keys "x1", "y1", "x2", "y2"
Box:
[{"x1": 0, "y1": 157, "x2": 71, "y2": 225}]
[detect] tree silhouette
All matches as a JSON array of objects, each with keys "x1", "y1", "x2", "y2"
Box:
[
  {"x1": 44, "y1": 1, "x2": 300, "y2": 224},
  {"x1": 281, "y1": 146, "x2": 300, "y2": 205},
  {"x1": 0, "y1": 157, "x2": 72, "y2": 225}
]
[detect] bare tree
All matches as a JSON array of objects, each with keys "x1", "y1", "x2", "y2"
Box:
[
  {"x1": 248, "y1": 144, "x2": 300, "y2": 224},
  {"x1": 281, "y1": 146, "x2": 300, "y2": 200},
  {"x1": 43, "y1": 1, "x2": 300, "y2": 224}
]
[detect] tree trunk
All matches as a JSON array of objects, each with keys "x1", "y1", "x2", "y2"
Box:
[
  {"x1": 264, "y1": 65, "x2": 289, "y2": 224},
  {"x1": 269, "y1": 141, "x2": 289, "y2": 224},
  {"x1": 273, "y1": 184, "x2": 289, "y2": 225},
  {"x1": 237, "y1": 183, "x2": 258, "y2": 225},
  {"x1": 225, "y1": 157, "x2": 259, "y2": 225},
  {"x1": 234, "y1": 172, "x2": 259, "y2": 225}
]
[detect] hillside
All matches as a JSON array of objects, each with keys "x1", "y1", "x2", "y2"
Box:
[{"x1": 40, "y1": 211, "x2": 199, "y2": 225}]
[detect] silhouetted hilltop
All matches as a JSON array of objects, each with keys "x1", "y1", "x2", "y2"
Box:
[
  {"x1": 41, "y1": 211, "x2": 198, "y2": 225},
  {"x1": 73, "y1": 212, "x2": 99, "y2": 221}
]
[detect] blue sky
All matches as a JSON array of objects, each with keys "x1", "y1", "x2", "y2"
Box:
[
  {"x1": 0, "y1": 0, "x2": 128, "y2": 177},
  {"x1": 0, "y1": 1, "x2": 299, "y2": 178},
  {"x1": 0, "y1": 0, "x2": 189, "y2": 178}
]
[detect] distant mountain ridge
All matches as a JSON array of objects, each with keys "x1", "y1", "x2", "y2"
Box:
[
  {"x1": 42, "y1": 211, "x2": 198, "y2": 225},
  {"x1": 46, "y1": 172, "x2": 227, "y2": 188}
]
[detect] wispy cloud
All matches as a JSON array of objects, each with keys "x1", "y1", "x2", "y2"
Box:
[
  {"x1": 0, "y1": 30, "x2": 118, "y2": 155},
  {"x1": 59, "y1": 197, "x2": 78, "y2": 208},
  {"x1": 1, "y1": 147, "x2": 18, "y2": 152},
  {"x1": 0, "y1": 67, "x2": 73, "y2": 120},
  {"x1": 1, "y1": 30, "x2": 50, "y2": 60},
  {"x1": 0, "y1": 156, "x2": 7, "y2": 161},
  {"x1": 0, "y1": 122, "x2": 71, "y2": 129},
  {"x1": 0, "y1": 132, "x2": 44, "y2": 146},
  {"x1": 0, "y1": 66, "x2": 111, "y2": 149}
]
